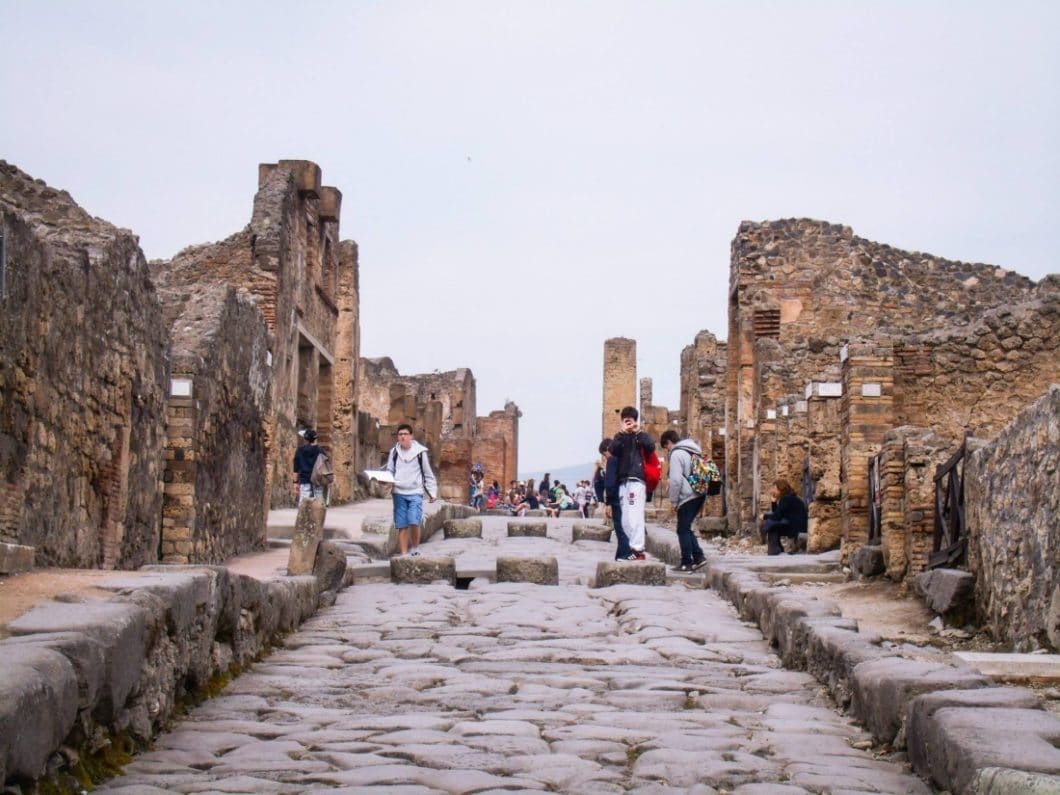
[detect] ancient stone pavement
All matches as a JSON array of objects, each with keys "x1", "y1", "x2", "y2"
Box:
[{"x1": 98, "y1": 517, "x2": 930, "y2": 794}]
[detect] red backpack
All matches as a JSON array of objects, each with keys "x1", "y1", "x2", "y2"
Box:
[{"x1": 641, "y1": 446, "x2": 661, "y2": 493}]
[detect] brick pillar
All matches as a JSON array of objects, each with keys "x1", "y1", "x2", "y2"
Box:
[
  {"x1": 162, "y1": 395, "x2": 197, "y2": 564},
  {"x1": 602, "y1": 338, "x2": 637, "y2": 441},
  {"x1": 840, "y1": 343, "x2": 895, "y2": 561},
  {"x1": 806, "y1": 384, "x2": 842, "y2": 552}
]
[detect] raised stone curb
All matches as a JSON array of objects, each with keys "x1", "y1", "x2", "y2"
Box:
[
  {"x1": 572, "y1": 523, "x2": 612, "y2": 542},
  {"x1": 693, "y1": 516, "x2": 729, "y2": 537},
  {"x1": 595, "y1": 560, "x2": 666, "y2": 587},
  {"x1": 687, "y1": 533, "x2": 1060, "y2": 793},
  {"x1": 389, "y1": 555, "x2": 456, "y2": 585},
  {"x1": 0, "y1": 565, "x2": 322, "y2": 787},
  {"x1": 496, "y1": 555, "x2": 558, "y2": 585},
  {"x1": 507, "y1": 521, "x2": 547, "y2": 538},
  {"x1": 443, "y1": 518, "x2": 483, "y2": 539}
]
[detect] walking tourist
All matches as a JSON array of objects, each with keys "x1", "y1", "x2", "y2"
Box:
[
  {"x1": 292, "y1": 428, "x2": 325, "y2": 503},
  {"x1": 600, "y1": 438, "x2": 632, "y2": 560},
  {"x1": 608, "y1": 407, "x2": 655, "y2": 560},
  {"x1": 385, "y1": 423, "x2": 437, "y2": 556},
  {"x1": 660, "y1": 429, "x2": 708, "y2": 572},
  {"x1": 761, "y1": 478, "x2": 808, "y2": 555}
]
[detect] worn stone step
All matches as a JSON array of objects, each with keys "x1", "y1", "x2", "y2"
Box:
[
  {"x1": 594, "y1": 560, "x2": 666, "y2": 587},
  {"x1": 760, "y1": 571, "x2": 848, "y2": 584},
  {"x1": 954, "y1": 652, "x2": 1060, "y2": 683},
  {"x1": 496, "y1": 556, "x2": 559, "y2": 585}
]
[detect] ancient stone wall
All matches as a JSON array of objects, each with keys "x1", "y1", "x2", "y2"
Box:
[
  {"x1": 0, "y1": 162, "x2": 168, "y2": 568},
  {"x1": 157, "y1": 284, "x2": 271, "y2": 564},
  {"x1": 330, "y1": 240, "x2": 362, "y2": 502},
  {"x1": 965, "y1": 386, "x2": 1060, "y2": 651},
  {"x1": 152, "y1": 160, "x2": 357, "y2": 509},
  {"x1": 476, "y1": 402, "x2": 521, "y2": 492},
  {"x1": 680, "y1": 330, "x2": 727, "y2": 455},
  {"x1": 602, "y1": 337, "x2": 636, "y2": 439},
  {"x1": 726, "y1": 218, "x2": 1040, "y2": 533}
]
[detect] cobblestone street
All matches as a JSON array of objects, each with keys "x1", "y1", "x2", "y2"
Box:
[{"x1": 99, "y1": 518, "x2": 930, "y2": 793}]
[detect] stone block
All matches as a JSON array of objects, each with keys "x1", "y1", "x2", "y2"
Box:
[
  {"x1": 7, "y1": 600, "x2": 148, "y2": 724},
  {"x1": 968, "y1": 767, "x2": 1060, "y2": 794},
  {"x1": 496, "y1": 556, "x2": 559, "y2": 585},
  {"x1": 850, "y1": 657, "x2": 991, "y2": 745},
  {"x1": 850, "y1": 543, "x2": 885, "y2": 577},
  {"x1": 287, "y1": 498, "x2": 326, "y2": 575},
  {"x1": 524, "y1": 509, "x2": 547, "y2": 517},
  {"x1": 485, "y1": 509, "x2": 511, "y2": 516},
  {"x1": 443, "y1": 519, "x2": 483, "y2": 539},
  {"x1": 0, "y1": 644, "x2": 79, "y2": 782},
  {"x1": 913, "y1": 568, "x2": 976, "y2": 622},
  {"x1": 558, "y1": 509, "x2": 582, "y2": 518},
  {"x1": 0, "y1": 542, "x2": 34, "y2": 574},
  {"x1": 954, "y1": 652, "x2": 1060, "y2": 683},
  {"x1": 390, "y1": 555, "x2": 456, "y2": 585},
  {"x1": 2, "y1": 631, "x2": 107, "y2": 710},
  {"x1": 572, "y1": 523, "x2": 612, "y2": 542},
  {"x1": 595, "y1": 560, "x2": 666, "y2": 588},
  {"x1": 361, "y1": 516, "x2": 394, "y2": 534},
  {"x1": 507, "y1": 521, "x2": 547, "y2": 538},
  {"x1": 908, "y1": 702, "x2": 1060, "y2": 794},
  {"x1": 313, "y1": 540, "x2": 347, "y2": 595},
  {"x1": 693, "y1": 516, "x2": 729, "y2": 537}
]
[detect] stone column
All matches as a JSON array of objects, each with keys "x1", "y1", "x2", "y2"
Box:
[
  {"x1": 806, "y1": 382, "x2": 842, "y2": 552},
  {"x1": 602, "y1": 337, "x2": 636, "y2": 441}
]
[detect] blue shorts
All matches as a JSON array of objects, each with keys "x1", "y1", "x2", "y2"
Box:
[{"x1": 393, "y1": 493, "x2": 424, "y2": 529}]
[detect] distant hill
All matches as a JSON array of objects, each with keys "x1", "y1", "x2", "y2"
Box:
[{"x1": 517, "y1": 461, "x2": 597, "y2": 489}]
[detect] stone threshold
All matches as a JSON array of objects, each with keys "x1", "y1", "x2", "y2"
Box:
[{"x1": 644, "y1": 525, "x2": 1060, "y2": 794}]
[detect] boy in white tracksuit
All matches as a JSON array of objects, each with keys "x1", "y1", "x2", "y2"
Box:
[{"x1": 385, "y1": 423, "x2": 438, "y2": 555}]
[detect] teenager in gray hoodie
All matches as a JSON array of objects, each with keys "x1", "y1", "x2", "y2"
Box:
[
  {"x1": 660, "y1": 429, "x2": 708, "y2": 572},
  {"x1": 386, "y1": 423, "x2": 438, "y2": 555}
]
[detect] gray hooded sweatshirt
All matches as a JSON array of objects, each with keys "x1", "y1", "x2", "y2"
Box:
[
  {"x1": 666, "y1": 439, "x2": 703, "y2": 508},
  {"x1": 387, "y1": 440, "x2": 438, "y2": 498}
]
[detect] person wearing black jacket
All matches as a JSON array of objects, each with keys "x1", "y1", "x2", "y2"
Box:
[
  {"x1": 607, "y1": 406, "x2": 655, "y2": 560},
  {"x1": 599, "y1": 438, "x2": 632, "y2": 560},
  {"x1": 292, "y1": 429, "x2": 324, "y2": 503},
  {"x1": 761, "y1": 478, "x2": 808, "y2": 555}
]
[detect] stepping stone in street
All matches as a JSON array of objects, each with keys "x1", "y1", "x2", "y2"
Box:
[
  {"x1": 507, "y1": 521, "x2": 547, "y2": 538},
  {"x1": 572, "y1": 523, "x2": 612, "y2": 543},
  {"x1": 390, "y1": 555, "x2": 456, "y2": 585},
  {"x1": 443, "y1": 519, "x2": 483, "y2": 539},
  {"x1": 594, "y1": 560, "x2": 666, "y2": 587},
  {"x1": 496, "y1": 555, "x2": 559, "y2": 585}
]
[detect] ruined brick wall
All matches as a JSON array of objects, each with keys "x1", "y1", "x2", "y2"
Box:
[
  {"x1": 158, "y1": 284, "x2": 270, "y2": 563},
  {"x1": 602, "y1": 337, "x2": 636, "y2": 439},
  {"x1": 893, "y1": 279, "x2": 1060, "y2": 445},
  {"x1": 476, "y1": 402, "x2": 521, "y2": 492},
  {"x1": 965, "y1": 386, "x2": 1060, "y2": 651},
  {"x1": 680, "y1": 330, "x2": 727, "y2": 453},
  {"x1": 152, "y1": 161, "x2": 354, "y2": 509},
  {"x1": 805, "y1": 388, "x2": 842, "y2": 550},
  {"x1": 330, "y1": 240, "x2": 362, "y2": 502},
  {"x1": 726, "y1": 218, "x2": 1039, "y2": 533},
  {"x1": 0, "y1": 162, "x2": 168, "y2": 568},
  {"x1": 439, "y1": 437, "x2": 473, "y2": 502}
]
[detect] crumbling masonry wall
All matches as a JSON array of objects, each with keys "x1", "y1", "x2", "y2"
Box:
[
  {"x1": 0, "y1": 162, "x2": 168, "y2": 568},
  {"x1": 157, "y1": 283, "x2": 271, "y2": 563},
  {"x1": 602, "y1": 338, "x2": 636, "y2": 440},
  {"x1": 151, "y1": 160, "x2": 358, "y2": 509},
  {"x1": 965, "y1": 386, "x2": 1060, "y2": 651},
  {"x1": 726, "y1": 218, "x2": 1040, "y2": 535}
]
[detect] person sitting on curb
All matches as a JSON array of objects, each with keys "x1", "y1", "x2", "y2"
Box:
[{"x1": 761, "y1": 478, "x2": 808, "y2": 555}]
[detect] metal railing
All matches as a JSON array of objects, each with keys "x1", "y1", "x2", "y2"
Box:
[
  {"x1": 930, "y1": 435, "x2": 969, "y2": 568},
  {"x1": 867, "y1": 451, "x2": 883, "y2": 545}
]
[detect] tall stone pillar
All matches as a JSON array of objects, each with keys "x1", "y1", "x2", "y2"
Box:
[
  {"x1": 806, "y1": 382, "x2": 843, "y2": 552},
  {"x1": 602, "y1": 338, "x2": 637, "y2": 441}
]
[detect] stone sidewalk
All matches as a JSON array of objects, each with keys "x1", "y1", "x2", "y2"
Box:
[{"x1": 97, "y1": 515, "x2": 931, "y2": 793}]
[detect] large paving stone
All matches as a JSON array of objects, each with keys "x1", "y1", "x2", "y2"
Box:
[
  {"x1": 0, "y1": 644, "x2": 78, "y2": 782},
  {"x1": 390, "y1": 555, "x2": 456, "y2": 585},
  {"x1": 594, "y1": 560, "x2": 666, "y2": 587},
  {"x1": 496, "y1": 556, "x2": 559, "y2": 585},
  {"x1": 507, "y1": 521, "x2": 547, "y2": 537},
  {"x1": 0, "y1": 542, "x2": 34, "y2": 574},
  {"x1": 850, "y1": 657, "x2": 991, "y2": 744},
  {"x1": 968, "y1": 767, "x2": 1060, "y2": 794},
  {"x1": 572, "y1": 523, "x2": 612, "y2": 542},
  {"x1": 443, "y1": 519, "x2": 483, "y2": 539},
  {"x1": 313, "y1": 540, "x2": 347, "y2": 596}
]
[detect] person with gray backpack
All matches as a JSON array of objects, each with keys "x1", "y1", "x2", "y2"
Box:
[
  {"x1": 293, "y1": 428, "x2": 328, "y2": 503},
  {"x1": 660, "y1": 429, "x2": 709, "y2": 572},
  {"x1": 386, "y1": 423, "x2": 437, "y2": 556}
]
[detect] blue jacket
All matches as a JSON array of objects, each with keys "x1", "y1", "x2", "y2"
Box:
[{"x1": 608, "y1": 431, "x2": 655, "y2": 483}]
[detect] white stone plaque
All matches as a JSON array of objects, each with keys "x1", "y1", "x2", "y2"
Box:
[
  {"x1": 795, "y1": 400, "x2": 808, "y2": 413},
  {"x1": 781, "y1": 405, "x2": 789, "y2": 416},
  {"x1": 766, "y1": 409, "x2": 777, "y2": 420},
  {"x1": 718, "y1": 427, "x2": 727, "y2": 437},
  {"x1": 819, "y1": 382, "x2": 843, "y2": 398},
  {"x1": 861, "y1": 382, "x2": 882, "y2": 397},
  {"x1": 170, "y1": 378, "x2": 192, "y2": 397},
  {"x1": 805, "y1": 383, "x2": 814, "y2": 399}
]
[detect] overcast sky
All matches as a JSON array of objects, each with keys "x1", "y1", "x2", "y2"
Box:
[{"x1": 2, "y1": 1, "x2": 1057, "y2": 474}]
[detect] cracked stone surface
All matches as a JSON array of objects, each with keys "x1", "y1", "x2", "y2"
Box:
[{"x1": 98, "y1": 516, "x2": 929, "y2": 793}]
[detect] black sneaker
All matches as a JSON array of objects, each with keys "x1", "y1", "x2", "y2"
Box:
[
  {"x1": 673, "y1": 564, "x2": 693, "y2": 573},
  {"x1": 691, "y1": 557, "x2": 707, "y2": 570}
]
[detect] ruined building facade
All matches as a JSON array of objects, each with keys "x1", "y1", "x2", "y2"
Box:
[
  {"x1": 357, "y1": 358, "x2": 519, "y2": 502},
  {"x1": 152, "y1": 161, "x2": 361, "y2": 512},
  {"x1": 0, "y1": 162, "x2": 170, "y2": 569}
]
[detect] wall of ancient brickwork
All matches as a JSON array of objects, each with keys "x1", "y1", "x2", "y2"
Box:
[
  {"x1": 158, "y1": 284, "x2": 271, "y2": 563},
  {"x1": 965, "y1": 386, "x2": 1060, "y2": 651},
  {"x1": 602, "y1": 337, "x2": 636, "y2": 440},
  {"x1": 680, "y1": 330, "x2": 727, "y2": 453},
  {"x1": 330, "y1": 240, "x2": 362, "y2": 502},
  {"x1": 477, "y1": 402, "x2": 521, "y2": 491},
  {"x1": 152, "y1": 160, "x2": 357, "y2": 509},
  {"x1": 0, "y1": 162, "x2": 168, "y2": 568},
  {"x1": 726, "y1": 218, "x2": 1040, "y2": 533}
]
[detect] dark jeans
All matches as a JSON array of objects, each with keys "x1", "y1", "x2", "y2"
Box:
[
  {"x1": 762, "y1": 518, "x2": 795, "y2": 555},
  {"x1": 611, "y1": 501, "x2": 631, "y2": 560},
  {"x1": 676, "y1": 495, "x2": 706, "y2": 565}
]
